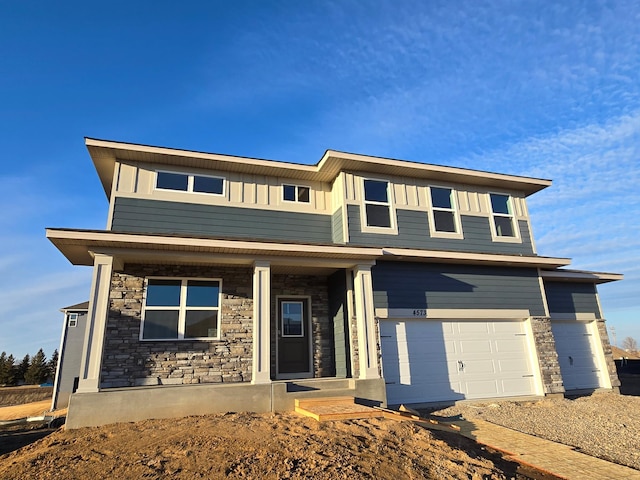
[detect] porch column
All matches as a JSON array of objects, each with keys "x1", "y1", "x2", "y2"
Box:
[
  {"x1": 353, "y1": 264, "x2": 380, "y2": 379},
  {"x1": 252, "y1": 261, "x2": 271, "y2": 384},
  {"x1": 76, "y1": 253, "x2": 120, "y2": 393}
]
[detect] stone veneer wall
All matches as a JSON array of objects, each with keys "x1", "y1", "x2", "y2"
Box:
[
  {"x1": 270, "y1": 274, "x2": 335, "y2": 378},
  {"x1": 530, "y1": 317, "x2": 565, "y2": 395},
  {"x1": 596, "y1": 319, "x2": 621, "y2": 389},
  {"x1": 101, "y1": 265, "x2": 253, "y2": 388}
]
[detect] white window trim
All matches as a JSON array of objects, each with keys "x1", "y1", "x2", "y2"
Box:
[
  {"x1": 360, "y1": 177, "x2": 398, "y2": 235},
  {"x1": 282, "y1": 183, "x2": 311, "y2": 204},
  {"x1": 427, "y1": 185, "x2": 464, "y2": 239},
  {"x1": 488, "y1": 192, "x2": 522, "y2": 243},
  {"x1": 68, "y1": 313, "x2": 78, "y2": 328},
  {"x1": 154, "y1": 170, "x2": 226, "y2": 197},
  {"x1": 140, "y1": 277, "x2": 222, "y2": 341}
]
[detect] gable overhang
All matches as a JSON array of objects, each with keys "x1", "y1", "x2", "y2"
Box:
[
  {"x1": 46, "y1": 228, "x2": 571, "y2": 271},
  {"x1": 540, "y1": 269, "x2": 623, "y2": 284},
  {"x1": 86, "y1": 138, "x2": 552, "y2": 199}
]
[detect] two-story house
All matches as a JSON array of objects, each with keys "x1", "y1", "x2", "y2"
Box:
[{"x1": 47, "y1": 138, "x2": 622, "y2": 429}]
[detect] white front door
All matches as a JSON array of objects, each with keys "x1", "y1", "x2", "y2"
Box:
[
  {"x1": 551, "y1": 321, "x2": 606, "y2": 390},
  {"x1": 380, "y1": 319, "x2": 538, "y2": 405}
]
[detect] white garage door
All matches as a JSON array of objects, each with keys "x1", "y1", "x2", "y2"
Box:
[
  {"x1": 551, "y1": 321, "x2": 605, "y2": 391},
  {"x1": 380, "y1": 319, "x2": 538, "y2": 405}
]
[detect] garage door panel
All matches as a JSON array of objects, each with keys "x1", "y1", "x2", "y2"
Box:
[
  {"x1": 455, "y1": 322, "x2": 490, "y2": 335},
  {"x1": 497, "y1": 358, "x2": 531, "y2": 373},
  {"x1": 382, "y1": 319, "x2": 537, "y2": 405},
  {"x1": 458, "y1": 339, "x2": 494, "y2": 354}
]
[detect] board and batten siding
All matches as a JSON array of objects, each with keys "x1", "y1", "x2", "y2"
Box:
[
  {"x1": 372, "y1": 262, "x2": 546, "y2": 316},
  {"x1": 115, "y1": 161, "x2": 333, "y2": 213},
  {"x1": 111, "y1": 197, "x2": 334, "y2": 243},
  {"x1": 346, "y1": 205, "x2": 534, "y2": 255},
  {"x1": 544, "y1": 281, "x2": 602, "y2": 317}
]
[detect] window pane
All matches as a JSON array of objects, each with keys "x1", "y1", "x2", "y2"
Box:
[
  {"x1": 143, "y1": 310, "x2": 179, "y2": 339},
  {"x1": 433, "y1": 210, "x2": 456, "y2": 232},
  {"x1": 156, "y1": 172, "x2": 188, "y2": 191},
  {"x1": 365, "y1": 204, "x2": 391, "y2": 227},
  {"x1": 363, "y1": 180, "x2": 388, "y2": 202},
  {"x1": 490, "y1": 194, "x2": 510, "y2": 214},
  {"x1": 297, "y1": 186, "x2": 310, "y2": 203},
  {"x1": 146, "y1": 280, "x2": 181, "y2": 306},
  {"x1": 282, "y1": 302, "x2": 303, "y2": 336},
  {"x1": 283, "y1": 185, "x2": 296, "y2": 201},
  {"x1": 193, "y1": 176, "x2": 224, "y2": 194},
  {"x1": 186, "y1": 281, "x2": 219, "y2": 307},
  {"x1": 185, "y1": 310, "x2": 218, "y2": 338},
  {"x1": 494, "y1": 216, "x2": 515, "y2": 237},
  {"x1": 431, "y1": 187, "x2": 452, "y2": 209}
]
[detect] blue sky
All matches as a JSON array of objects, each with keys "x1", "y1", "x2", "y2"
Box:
[{"x1": 1, "y1": 0, "x2": 638, "y2": 359}]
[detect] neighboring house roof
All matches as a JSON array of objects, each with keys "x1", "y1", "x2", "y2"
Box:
[
  {"x1": 60, "y1": 301, "x2": 89, "y2": 312},
  {"x1": 85, "y1": 137, "x2": 553, "y2": 199},
  {"x1": 611, "y1": 346, "x2": 640, "y2": 360}
]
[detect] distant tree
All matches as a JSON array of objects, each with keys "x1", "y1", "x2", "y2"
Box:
[
  {"x1": 24, "y1": 349, "x2": 49, "y2": 385},
  {"x1": 622, "y1": 337, "x2": 638, "y2": 353},
  {"x1": 47, "y1": 349, "x2": 59, "y2": 380},
  {"x1": 0, "y1": 352, "x2": 16, "y2": 385},
  {"x1": 17, "y1": 354, "x2": 30, "y2": 384}
]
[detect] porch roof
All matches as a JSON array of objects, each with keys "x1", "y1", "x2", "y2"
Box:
[{"x1": 46, "y1": 228, "x2": 574, "y2": 271}]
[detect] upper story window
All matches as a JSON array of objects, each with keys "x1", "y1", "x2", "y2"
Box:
[
  {"x1": 67, "y1": 313, "x2": 78, "y2": 328},
  {"x1": 490, "y1": 193, "x2": 516, "y2": 238},
  {"x1": 141, "y1": 278, "x2": 221, "y2": 340},
  {"x1": 429, "y1": 186, "x2": 460, "y2": 235},
  {"x1": 282, "y1": 184, "x2": 310, "y2": 203},
  {"x1": 155, "y1": 171, "x2": 225, "y2": 196},
  {"x1": 363, "y1": 179, "x2": 392, "y2": 228}
]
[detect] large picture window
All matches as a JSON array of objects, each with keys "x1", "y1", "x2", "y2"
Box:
[
  {"x1": 490, "y1": 193, "x2": 516, "y2": 238},
  {"x1": 429, "y1": 186, "x2": 459, "y2": 234},
  {"x1": 363, "y1": 179, "x2": 392, "y2": 228},
  {"x1": 156, "y1": 171, "x2": 225, "y2": 196},
  {"x1": 141, "y1": 278, "x2": 221, "y2": 340}
]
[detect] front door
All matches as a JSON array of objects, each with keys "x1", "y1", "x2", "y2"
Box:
[{"x1": 277, "y1": 297, "x2": 312, "y2": 378}]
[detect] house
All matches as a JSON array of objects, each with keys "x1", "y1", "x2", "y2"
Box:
[
  {"x1": 51, "y1": 301, "x2": 89, "y2": 410},
  {"x1": 47, "y1": 138, "x2": 622, "y2": 429}
]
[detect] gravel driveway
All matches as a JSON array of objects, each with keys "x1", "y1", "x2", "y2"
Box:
[{"x1": 431, "y1": 392, "x2": 640, "y2": 470}]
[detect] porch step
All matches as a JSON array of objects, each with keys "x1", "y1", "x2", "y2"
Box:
[
  {"x1": 295, "y1": 396, "x2": 384, "y2": 422},
  {"x1": 284, "y1": 378, "x2": 354, "y2": 393}
]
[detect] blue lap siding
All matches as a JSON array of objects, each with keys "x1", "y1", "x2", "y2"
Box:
[
  {"x1": 372, "y1": 262, "x2": 546, "y2": 316},
  {"x1": 111, "y1": 197, "x2": 333, "y2": 243}
]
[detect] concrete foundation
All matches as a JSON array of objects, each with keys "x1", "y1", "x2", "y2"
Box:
[{"x1": 65, "y1": 377, "x2": 386, "y2": 429}]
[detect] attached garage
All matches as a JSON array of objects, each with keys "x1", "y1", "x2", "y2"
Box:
[
  {"x1": 380, "y1": 318, "x2": 540, "y2": 405},
  {"x1": 551, "y1": 320, "x2": 609, "y2": 391}
]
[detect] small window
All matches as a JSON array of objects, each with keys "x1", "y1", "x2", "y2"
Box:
[
  {"x1": 490, "y1": 193, "x2": 516, "y2": 237},
  {"x1": 282, "y1": 184, "x2": 310, "y2": 203},
  {"x1": 430, "y1": 187, "x2": 458, "y2": 233},
  {"x1": 68, "y1": 313, "x2": 78, "y2": 328},
  {"x1": 363, "y1": 179, "x2": 392, "y2": 228},
  {"x1": 281, "y1": 301, "x2": 304, "y2": 337},
  {"x1": 155, "y1": 171, "x2": 225, "y2": 196},
  {"x1": 141, "y1": 278, "x2": 221, "y2": 340},
  {"x1": 156, "y1": 172, "x2": 189, "y2": 191},
  {"x1": 193, "y1": 175, "x2": 224, "y2": 195}
]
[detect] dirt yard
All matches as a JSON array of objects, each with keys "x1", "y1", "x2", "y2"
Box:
[{"x1": 0, "y1": 411, "x2": 557, "y2": 480}]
